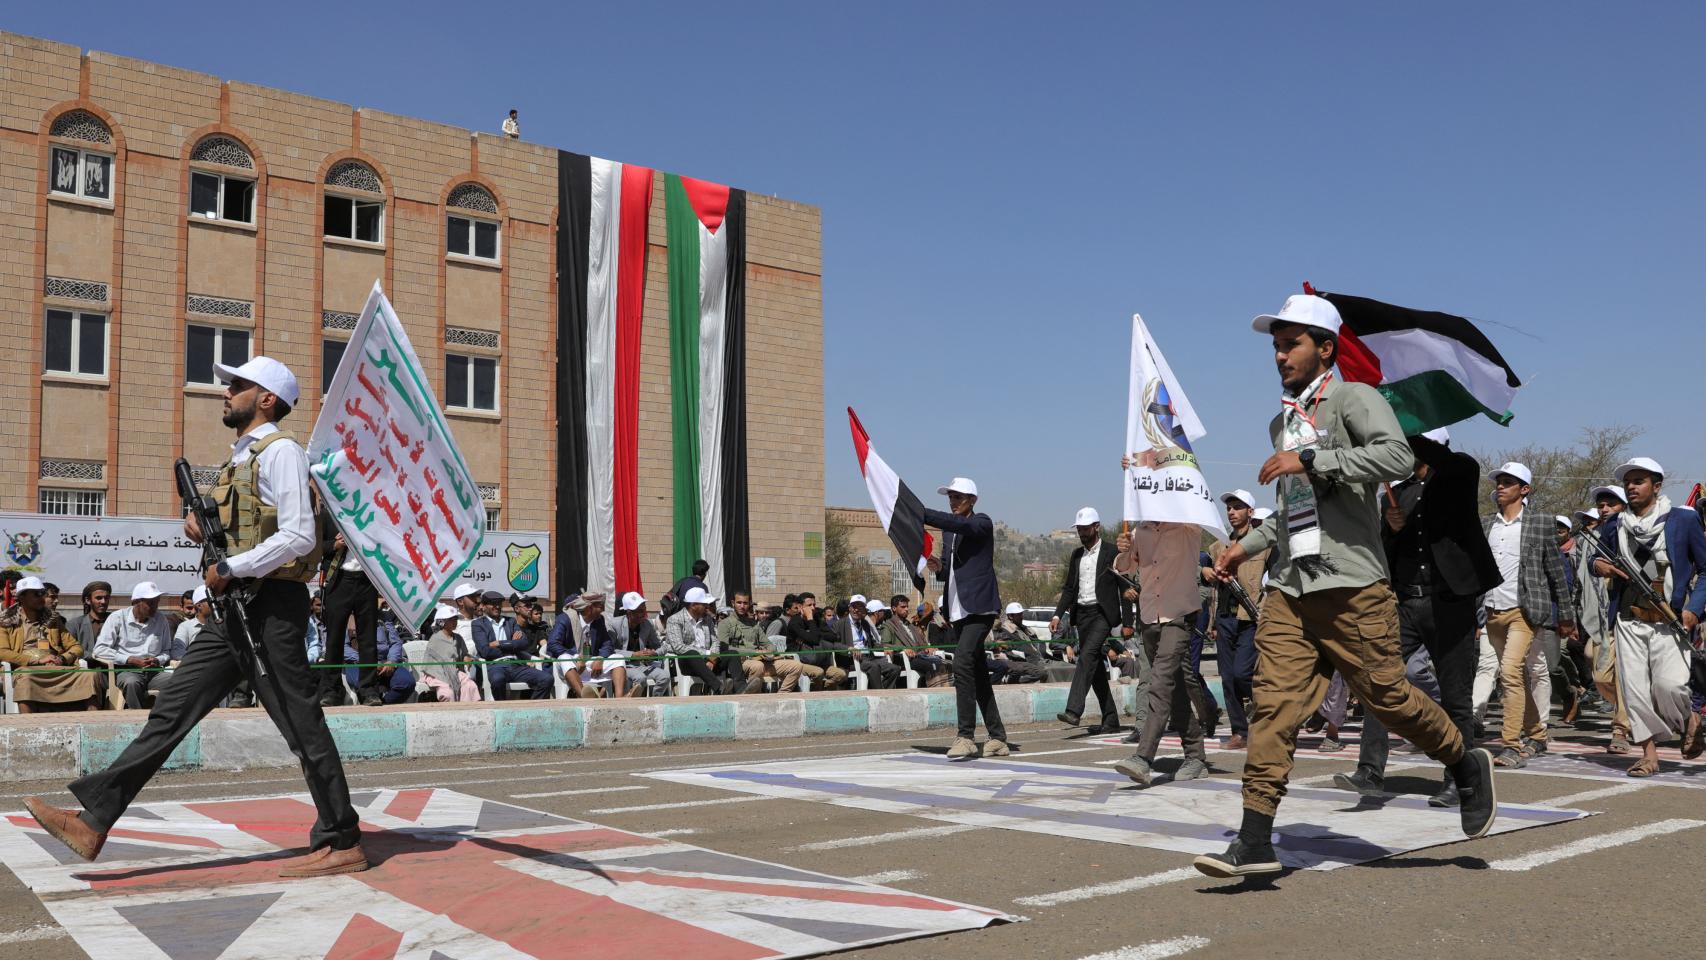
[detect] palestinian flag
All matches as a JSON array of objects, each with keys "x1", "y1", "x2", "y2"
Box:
[
  {"x1": 848, "y1": 408, "x2": 934, "y2": 591},
  {"x1": 666, "y1": 173, "x2": 750, "y2": 600},
  {"x1": 556, "y1": 153, "x2": 654, "y2": 596},
  {"x1": 1315, "y1": 287, "x2": 1522, "y2": 435}
]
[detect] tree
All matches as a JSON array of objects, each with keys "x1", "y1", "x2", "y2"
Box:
[
  {"x1": 1476, "y1": 423, "x2": 1643, "y2": 525},
  {"x1": 823, "y1": 510, "x2": 889, "y2": 605}
]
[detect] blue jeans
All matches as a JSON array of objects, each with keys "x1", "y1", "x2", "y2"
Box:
[
  {"x1": 343, "y1": 665, "x2": 416, "y2": 704},
  {"x1": 1215, "y1": 615, "x2": 1257, "y2": 736}
]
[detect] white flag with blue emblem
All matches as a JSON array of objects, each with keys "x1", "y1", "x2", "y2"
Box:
[{"x1": 1122, "y1": 313, "x2": 1225, "y2": 535}]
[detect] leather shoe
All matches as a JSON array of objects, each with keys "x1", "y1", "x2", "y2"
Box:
[
  {"x1": 24, "y1": 798, "x2": 105, "y2": 862},
  {"x1": 1057, "y1": 711, "x2": 1082, "y2": 727},
  {"x1": 1331, "y1": 769, "x2": 1385, "y2": 797},
  {"x1": 359, "y1": 694, "x2": 385, "y2": 707},
  {"x1": 279, "y1": 843, "x2": 370, "y2": 878},
  {"x1": 1194, "y1": 838, "x2": 1282, "y2": 879},
  {"x1": 1085, "y1": 721, "x2": 1124, "y2": 735},
  {"x1": 1223, "y1": 734, "x2": 1248, "y2": 750}
]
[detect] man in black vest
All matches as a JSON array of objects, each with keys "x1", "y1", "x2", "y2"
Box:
[
  {"x1": 1333, "y1": 427, "x2": 1502, "y2": 806},
  {"x1": 924, "y1": 477, "x2": 1007, "y2": 760},
  {"x1": 1051, "y1": 507, "x2": 1129, "y2": 734}
]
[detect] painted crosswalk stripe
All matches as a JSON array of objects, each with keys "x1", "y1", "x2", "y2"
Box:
[
  {"x1": 851, "y1": 869, "x2": 924, "y2": 884},
  {"x1": 790, "y1": 823, "x2": 984, "y2": 852},
  {"x1": 1488, "y1": 818, "x2": 1705, "y2": 871},
  {"x1": 1009, "y1": 747, "x2": 1108, "y2": 758},
  {"x1": 510, "y1": 785, "x2": 648, "y2": 799},
  {"x1": 645, "y1": 828, "x2": 699, "y2": 837},
  {"x1": 1537, "y1": 782, "x2": 1648, "y2": 809},
  {"x1": 1077, "y1": 935, "x2": 1211, "y2": 959},
  {"x1": 586, "y1": 795, "x2": 772, "y2": 815},
  {"x1": 1015, "y1": 867, "x2": 1198, "y2": 907}
]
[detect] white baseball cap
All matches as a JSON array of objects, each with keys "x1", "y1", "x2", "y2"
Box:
[
  {"x1": 848, "y1": 594, "x2": 867, "y2": 606},
  {"x1": 1074, "y1": 507, "x2": 1100, "y2": 527},
  {"x1": 937, "y1": 477, "x2": 978, "y2": 497},
  {"x1": 1220, "y1": 489, "x2": 1256, "y2": 510},
  {"x1": 1573, "y1": 508, "x2": 1598, "y2": 524},
  {"x1": 1491, "y1": 462, "x2": 1533, "y2": 486},
  {"x1": 452, "y1": 583, "x2": 480, "y2": 601},
  {"x1": 130, "y1": 581, "x2": 163, "y2": 601},
  {"x1": 1004, "y1": 601, "x2": 1024, "y2": 615},
  {"x1": 1252, "y1": 294, "x2": 1343, "y2": 336},
  {"x1": 432, "y1": 603, "x2": 458, "y2": 622},
  {"x1": 1554, "y1": 514, "x2": 1572, "y2": 529},
  {"x1": 619, "y1": 591, "x2": 647, "y2": 612},
  {"x1": 1591, "y1": 485, "x2": 1629, "y2": 505},
  {"x1": 14, "y1": 576, "x2": 45, "y2": 593},
  {"x1": 212, "y1": 355, "x2": 301, "y2": 408},
  {"x1": 1252, "y1": 507, "x2": 1275, "y2": 521},
  {"x1": 1420, "y1": 426, "x2": 1451, "y2": 445},
  {"x1": 867, "y1": 599, "x2": 888, "y2": 613},
  {"x1": 1614, "y1": 457, "x2": 1665, "y2": 483},
  {"x1": 191, "y1": 585, "x2": 211, "y2": 604},
  {"x1": 682, "y1": 587, "x2": 716, "y2": 605}
]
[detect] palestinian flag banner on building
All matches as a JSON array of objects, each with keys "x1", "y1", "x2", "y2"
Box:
[
  {"x1": 848, "y1": 408, "x2": 934, "y2": 591},
  {"x1": 666, "y1": 173, "x2": 750, "y2": 600},
  {"x1": 557, "y1": 153, "x2": 654, "y2": 597},
  {"x1": 1315, "y1": 287, "x2": 1522, "y2": 435}
]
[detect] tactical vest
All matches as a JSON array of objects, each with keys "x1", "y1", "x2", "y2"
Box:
[{"x1": 210, "y1": 429, "x2": 323, "y2": 582}]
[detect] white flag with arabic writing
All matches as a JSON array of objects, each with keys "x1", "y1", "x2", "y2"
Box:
[
  {"x1": 307, "y1": 281, "x2": 485, "y2": 628},
  {"x1": 1122, "y1": 313, "x2": 1225, "y2": 535}
]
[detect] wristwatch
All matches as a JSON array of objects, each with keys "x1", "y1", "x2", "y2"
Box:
[
  {"x1": 215, "y1": 560, "x2": 232, "y2": 579},
  {"x1": 1299, "y1": 448, "x2": 1317, "y2": 475}
]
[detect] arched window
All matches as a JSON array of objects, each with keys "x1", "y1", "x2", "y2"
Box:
[
  {"x1": 48, "y1": 110, "x2": 114, "y2": 202},
  {"x1": 324, "y1": 160, "x2": 384, "y2": 244},
  {"x1": 188, "y1": 135, "x2": 256, "y2": 224},
  {"x1": 446, "y1": 183, "x2": 500, "y2": 261}
]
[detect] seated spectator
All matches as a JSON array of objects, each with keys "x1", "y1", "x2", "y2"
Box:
[
  {"x1": 419, "y1": 605, "x2": 480, "y2": 702},
  {"x1": 554, "y1": 594, "x2": 626, "y2": 697},
  {"x1": 1, "y1": 577, "x2": 96, "y2": 712},
  {"x1": 720, "y1": 591, "x2": 800, "y2": 692},
  {"x1": 174, "y1": 586, "x2": 215, "y2": 654},
  {"x1": 664, "y1": 587, "x2": 731, "y2": 694},
  {"x1": 472, "y1": 589, "x2": 551, "y2": 699},
  {"x1": 838, "y1": 596, "x2": 900, "y2": 688},
  {"x1": 1108, "y1": 640, "x2": 1141, "y2": 683},
  {"x1": 784, "y1": 592, "x2": 848, "y2": 689},
  {"x1": 93, "y1": 581, "x2": 181, "y2": 709},
  {"x1": 343, "y1": 613, "x2": 416, "y2": 705},
  {"x1": 994, "y1": 602, "x2": 1049, "y2": 684},
  {"x1": 609, "y1": 592, "x2": 670, "y2": 696},
  {"x1": 882, "y1": 596, "x2": 947, "y2": 687}
]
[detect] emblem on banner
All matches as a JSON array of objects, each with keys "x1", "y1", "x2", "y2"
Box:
[
  {"x1": 1140, "y1": 377, "x2": 1199, "y2": 470},
  {"x1": 3, "y1": 530, "x2": 44, "y2": 571},
  {"x1": 505, "y1": 542, "x2": 540, "y2": 592}
]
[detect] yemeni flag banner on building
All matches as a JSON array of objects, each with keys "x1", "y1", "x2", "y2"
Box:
[
  {"x1": 308, "y1": 281, "x2": 485, "y2": 629},
  {"x1": 666, "y1": 173, "x2": 750, "y2": 600},
  {"x1": 848, "y1": 408, "x2": 934, "y2": 591},
  {"x1": 557, "y1": 153, "x2": 654, "y2": 597},
  {"x1": 1315, "y1": 287, "x2": 1522, "y2": 435}
]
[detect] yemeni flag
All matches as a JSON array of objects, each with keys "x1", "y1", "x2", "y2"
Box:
[
  {"x1": 557, "y1": 153, "x2": 654, "y2": 596},
  {"x1": 1313, "y1": 285, "x2": 1522, "y2": 435},
  {"x1": 666, "y1": 173, "x2": 750, "y2": 600},
  {"x1": 848, "y1": 408, "x2": 934, "y2": 591}
]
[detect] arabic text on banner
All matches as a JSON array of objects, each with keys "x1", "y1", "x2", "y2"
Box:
[
  {"x1": 307, "y1": 281, "x2": 487, "y2": 628},
  {"x1": 1122, "y1": 313, "x2": 1226, "y2": 536}
]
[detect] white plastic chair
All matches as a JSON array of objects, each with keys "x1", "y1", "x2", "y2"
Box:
[
  {"x1": 897, "y1": 651, "x2": 921, "y2": 689},
  {"x1": 783, "y1": 653, "x2": 810, "y2": 692},
  {"x1": 401, "y1": 640, "x2": 433, "y2": 699},
  {"x1": 670, "y1": 655, "x2": 706, "y2": 697},
  {"x1": 847, "y1": 653, "x2": 870, "y2": 691},
  {"x1": 1, "y1": 663, "x2": 14, "y2": 714}
]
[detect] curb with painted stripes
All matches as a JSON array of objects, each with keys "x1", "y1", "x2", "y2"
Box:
[{"x1": 0, "y1": 682, "x2": 1140, "y2": 780}]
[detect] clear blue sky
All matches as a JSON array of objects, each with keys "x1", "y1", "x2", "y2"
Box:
[{"x1": 19, "y1": 3, "x2": 1704, "y2": 533}]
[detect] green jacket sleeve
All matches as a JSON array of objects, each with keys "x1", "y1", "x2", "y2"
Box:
[{"x1": 1311, "y1": 383, "x2": 1416, "y2": 484}]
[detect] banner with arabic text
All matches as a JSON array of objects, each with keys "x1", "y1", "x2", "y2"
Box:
[
  {"x1": 308, "y1": 282, "x2": 486, "y2": 628},
  {"x1": 1122, "y1": 313, "x2": 1225, "y2": 535}
]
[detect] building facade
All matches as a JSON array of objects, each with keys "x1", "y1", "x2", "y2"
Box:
[{"x1": 0, "y1": 32, "x2": 825, "y2": 603}]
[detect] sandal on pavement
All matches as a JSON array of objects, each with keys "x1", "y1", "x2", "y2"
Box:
[
  {"x1": 1607, "y1": 736, "x2": 1632, "y2": 755},
  {"x1": 1682, "y1": 713, "x2": 1706, "y2": 761},
  {"x1": 1627, "y1": 757, "x2": 1660, "y2": 778},
  {"x1": 1493, "y1": 747, "x2": 1527, "y2": 769}
]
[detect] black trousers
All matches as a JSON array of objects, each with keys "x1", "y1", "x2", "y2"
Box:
[
  {"x1": 859, "y1": 654, "x2": 901, "y2": 689},
  {"x1": 319, "y1": 569, "x2": 379, "y2": 702},
  {"x1": 951, "y1": 614, "x2": 1007, "y2": 740},
  {"x1": 1358, "y1": 590, "x2": 1477, "y2": 779},
  {"x1": 1064, "y1": 604, "x2": 1119, "y2": 724},
  {"x1": 677, "y1": 654, "x2": 723, "y2": 694},
  {"x1": 69, "y1": 579, "x2": 362, "y2": 851}
]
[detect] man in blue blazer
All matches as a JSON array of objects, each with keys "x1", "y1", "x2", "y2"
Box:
[
  {"x1": 924, "y1": 477, "x2": 1008, "y2": 760},
  {"x1": 1593, "y1": 458, "x2": 1706, "y2": 774},
  {"x1": 472, "y1": 590, "x2": 551, "y2": 700}
]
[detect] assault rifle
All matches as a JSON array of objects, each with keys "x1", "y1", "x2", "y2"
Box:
[
  {"x1": 1572, "y1": 520, "x2": 1705, "y2": 696},
  {"x1": 1225, "y1": 576, "x2": 1262, "y2": 622},
  {"x1": 174, "y1": 457, "x2": 266, "y2": 679}
]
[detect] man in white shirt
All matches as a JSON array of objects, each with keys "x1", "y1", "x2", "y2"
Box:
[
  {"x1": 94, "y1": 581, "x2": 180, "y2": 709},
  {"x1": 31, "y1": 356, "x2": 367, "y2": 878},
  {"x1": 173, "y1": 585, "x2": 214, "y2": 653},
  {"x1": 502, "y1": 109, "x2": 519, "y2": 138}
]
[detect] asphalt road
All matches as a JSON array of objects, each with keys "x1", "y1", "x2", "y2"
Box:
[{"x1": 2, "y1": 710, "x2": 1699, "y2": 960}]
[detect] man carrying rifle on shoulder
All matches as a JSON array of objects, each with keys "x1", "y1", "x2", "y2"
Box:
[
  {"x1": 1591, "y1": 458, "x2": 1706, "y2": 776},
  {"x1": 1205, "y1": 489, "x2": 1268, "y2": 751},
  {"x1": 24, "y1": 357, "x2": 367, "y2": 877}
]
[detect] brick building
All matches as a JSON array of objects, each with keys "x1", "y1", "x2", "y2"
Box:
[{"x1": 0, "y1": 32, "x2": 824, "y2": 602}]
